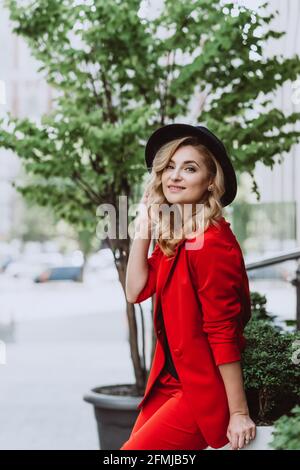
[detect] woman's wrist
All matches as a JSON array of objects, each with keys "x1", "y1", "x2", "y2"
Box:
[{"x1": 230, "y1": 406, "x2": 249, "y2": 417}]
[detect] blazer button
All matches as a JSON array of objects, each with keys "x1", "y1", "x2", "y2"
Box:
[
  {"x1": 173, "y1": 348, "x2": 182, "y2": 357},
  {"x1": 157, "y1": 329, "x2": 162, "y2": 335}
]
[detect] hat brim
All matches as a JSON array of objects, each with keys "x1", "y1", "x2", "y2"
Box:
[{"x1": 145, "y1": 123, "x2": 237, "y2": 207}]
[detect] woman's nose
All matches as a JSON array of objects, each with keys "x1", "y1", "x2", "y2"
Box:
[{"x1": 170, "y1": 168, "x2": 183, "y2": 180}]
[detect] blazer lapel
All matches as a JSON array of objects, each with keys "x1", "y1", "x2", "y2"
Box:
[{"x1": 154, "y1": 238, "x2": 186, "y2": 327}]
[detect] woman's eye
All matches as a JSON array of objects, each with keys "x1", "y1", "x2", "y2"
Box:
[{"x1": 166, "y1": 165, "x2": 195, "y2": 172}]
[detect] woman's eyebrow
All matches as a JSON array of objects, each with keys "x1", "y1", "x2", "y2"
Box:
[{"x1": 169, "y1": 159, "x2": 200, "y2": 168}]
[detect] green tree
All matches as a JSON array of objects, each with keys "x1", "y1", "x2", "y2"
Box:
[{"x1": 1, "y1": 0, "x2": 300, "y2": 394}]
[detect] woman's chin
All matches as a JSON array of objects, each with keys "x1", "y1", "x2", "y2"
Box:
[{"x1": 165, "y1": 194, "x2": 186, "y2": 204}]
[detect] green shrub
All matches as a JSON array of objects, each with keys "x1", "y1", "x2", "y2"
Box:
[
  {"x1": 250, "y1": 291, "x2": 275, "y2": 322},
  {"x1": 242, "y1": 319, "x2": 300, "y2": 424},
  {"x1": 270, "y1": 406, "x2": 300, "y2": 450}
]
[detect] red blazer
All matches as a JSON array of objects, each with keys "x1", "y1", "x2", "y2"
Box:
[{"x1": 133, "y1": 216, "x2": 252, "y2": 449}]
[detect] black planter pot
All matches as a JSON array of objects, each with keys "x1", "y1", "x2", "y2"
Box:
[{"x1": 83, "y1": 384, "x2": 143, "y2": 450}]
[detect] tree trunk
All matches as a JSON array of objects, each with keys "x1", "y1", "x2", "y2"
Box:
[
  {"x1": 107, "y1": 234, "x2": 157, "y2": 395},
  {"x1": 258, "y1": 386, "x2": 270, "y2": 422},
  {"x1": 111, "y1": 238, "x2": 145, "y2": 394}
]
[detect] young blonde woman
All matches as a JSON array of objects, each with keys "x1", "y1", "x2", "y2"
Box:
[{"x1": 121, "y1": 124, "x2": 256, "y2": 451}]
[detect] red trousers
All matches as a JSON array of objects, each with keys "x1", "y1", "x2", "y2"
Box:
[{"x1": 120, "y1": 367, "x2": 209, "y2": 450}]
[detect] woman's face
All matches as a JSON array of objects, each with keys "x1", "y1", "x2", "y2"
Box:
[{"x1": 161, "y1": 145, "x2": 213, "y2": 206}]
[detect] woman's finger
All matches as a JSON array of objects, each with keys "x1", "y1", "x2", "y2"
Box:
[
  {"x1": 141, "y1": 189, "x2": 149, "y2": 204},
  {"x1": 250, "y1": 426, "x2": 256, "y2": 441},
  {"x1": 231, "y1": 433, "x2": 239, "y2": 450},
  {"x1": 244, "y1": 432, "x2": 251, "y2": 446},
  {"x1": 238, "y1": 433, "x2": 246, "y2": 449}
]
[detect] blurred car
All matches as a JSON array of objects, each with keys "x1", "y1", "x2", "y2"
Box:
[
  {"x1": 34, "y1": 266, "x2": 83, "y2": 283},
  {"x1": 5, "y1": 261, "x2": 48, "y2": 280},
  {"x1": 0, "y1": 255, "x2": 13, "y2": 272}
]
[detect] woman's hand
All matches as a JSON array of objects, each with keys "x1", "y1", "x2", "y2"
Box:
[
  {"x1": 227, "y1": 412, "x2": 256, "y2": 450},
  {"x1": 140, "y1": 188, "x2": 149, "y2": 205}
]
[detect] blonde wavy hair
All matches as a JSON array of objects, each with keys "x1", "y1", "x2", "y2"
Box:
[{"x1": 144, "y1": 136, "x2": 226, "y2": 257}]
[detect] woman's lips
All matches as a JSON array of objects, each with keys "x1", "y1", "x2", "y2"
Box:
[{"x1": 168, "y1": 186, "x2": 186, "y2": 192}]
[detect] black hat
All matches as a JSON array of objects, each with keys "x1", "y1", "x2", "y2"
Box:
[{"x1": 145, "y1": 123, "x2": 237, "y2": 207}]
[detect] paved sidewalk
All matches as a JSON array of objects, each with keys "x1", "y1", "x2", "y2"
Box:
[{"x1": 0, "y1": 313, "x2": 135, "y2": 450}]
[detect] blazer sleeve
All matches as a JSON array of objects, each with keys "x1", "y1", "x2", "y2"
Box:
[
  {"x1": 190, "y1": 236, "x2": 250, "y2": 366},
  {"x1": 133, "y1": 242, "x2": 162, "y2": 304}
]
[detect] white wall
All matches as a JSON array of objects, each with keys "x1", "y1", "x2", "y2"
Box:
[{"x1": 239, "y1": 0, "x2": 300, "y2": 245}]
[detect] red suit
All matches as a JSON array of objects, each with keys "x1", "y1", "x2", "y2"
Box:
[{"x1": 132, "y1": 216, "x2": 251, "y2": 449}]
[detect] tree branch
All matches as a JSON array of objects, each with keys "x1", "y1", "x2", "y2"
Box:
[{"x1": 72, "y1": 170, "x2": 101, "y2": 205}]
